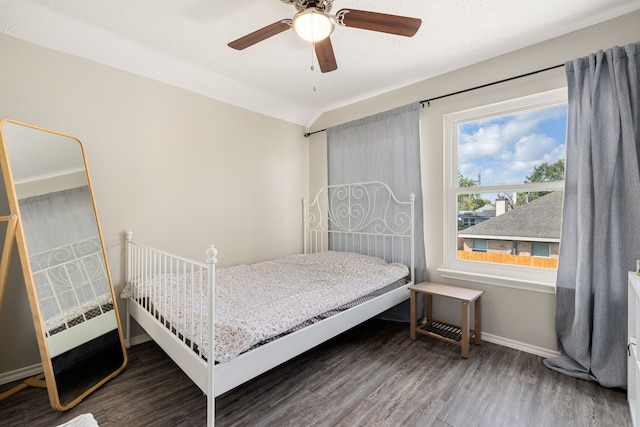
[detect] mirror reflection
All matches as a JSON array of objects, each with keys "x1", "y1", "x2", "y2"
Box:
[{"x1": 0, "y1": 120, "x2": 126, "y2": 409}]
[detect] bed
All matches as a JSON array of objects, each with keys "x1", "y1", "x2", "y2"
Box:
[
  {"x1": 121, "y1": 181, "x2": 415, "y2": 425},
  {"x1": 29, "y1": 236, "x2": 112, "y2": 334}
]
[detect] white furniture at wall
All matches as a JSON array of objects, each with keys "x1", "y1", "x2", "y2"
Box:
[{"x1": 628, "y1": 271, "x2": 640, "y2": 426}]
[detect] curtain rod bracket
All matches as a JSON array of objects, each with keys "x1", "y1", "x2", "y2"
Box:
[{"x1": 303, "y1": 128, "x2": 327, "y2": 138}]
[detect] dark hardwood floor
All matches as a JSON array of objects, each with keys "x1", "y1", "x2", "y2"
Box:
[{"x1": 0, "y1": 319, "x2": 632, "y2": 426}]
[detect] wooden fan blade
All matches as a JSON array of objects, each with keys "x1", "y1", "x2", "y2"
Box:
[
  {"x1": 314, "y1": 37, "x2": 338, "y2": 73},
  {"x1": 336, "y1": 9, "x2": 421, "y2": 37},
  {"x1": 228, "y1": 20, "x2": 291, "y2": 50}
]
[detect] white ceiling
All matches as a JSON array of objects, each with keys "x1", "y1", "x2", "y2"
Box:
[{"x1": 1, "y1": 0, "x2": 639, "y2": 127}]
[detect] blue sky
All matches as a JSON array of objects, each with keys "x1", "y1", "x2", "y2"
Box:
[{"x1": 458, "y1": 104, "x2": 567, "y2": 186}]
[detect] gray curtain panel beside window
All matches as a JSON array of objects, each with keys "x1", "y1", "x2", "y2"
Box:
[
  {"x1": 327, "y1": 103, "x2": 426, "y2": 321},
  {"x1": 543, "y1": 41, "x2": 640, "y2": 388}
]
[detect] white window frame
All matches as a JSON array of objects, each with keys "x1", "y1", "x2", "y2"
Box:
[{"x1": 439, "y1": 88, "x2": 567, "y2": 294}]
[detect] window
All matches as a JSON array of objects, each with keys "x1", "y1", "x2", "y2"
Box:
[
  {"x1": 441, "y1": 89, "x2": 567, "y2": 292},
  {"x1": 472, "y1": 239, "x2": 488, "y2": 252},
  {"x1": 531, "y1": 242, "x2": 550, "y2": 257}
]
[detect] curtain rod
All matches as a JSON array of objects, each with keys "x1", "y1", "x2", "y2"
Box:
[
  {"x1": 420, "y1": 63, "x2": 565, "y2": 106},
  {"x1": 303, "y1": 128, "x2": 326, "y2": 138},
  {"x1": 303, "y1": 63, "x2": 565, "y2": 137}
]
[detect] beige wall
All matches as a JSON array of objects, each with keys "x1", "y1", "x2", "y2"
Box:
[
  {"x1": 0, "y1": 34, "x2": 308, "y2": 375},
  {"x1": 308, "y1": 11, "x2": 640, "y2": 356},
  {"x1": 0, "y1": 10, "x2": 638, "y2": 379}
]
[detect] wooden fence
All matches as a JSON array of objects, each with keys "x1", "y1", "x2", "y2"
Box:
[{"x1": 457, "y1": 251, "x2": 558, "y2": 269}]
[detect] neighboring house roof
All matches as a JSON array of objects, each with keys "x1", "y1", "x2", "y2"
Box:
[
  {"x1": 475, "y1": 204, "x2": 496, "y2": 217},
  {"x1": 459, "y1": 204, "x2": 495, "y2": 219},
  {"x1": 459, "y1": 191, "x2": 563, "y2": 240}
]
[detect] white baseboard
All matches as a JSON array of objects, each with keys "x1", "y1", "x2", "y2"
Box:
[
  {"x1": 482, "y1": 332, "x2": 561, "y2": 359},
  {"x1": 129, "y1": 333, "x2": 152, "y2": 347},
  {"x1": 0, "y1": 363, "x2": 43, "y2": 386},
  {"x1": 0, "y1": 332, "x2": 559, "y2": 387}
]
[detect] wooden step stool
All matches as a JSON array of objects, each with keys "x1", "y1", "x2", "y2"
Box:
[{"x1": 409, "y1": 281, "x2": 484, "y2": 358}]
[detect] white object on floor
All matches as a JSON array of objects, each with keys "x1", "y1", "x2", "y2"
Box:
[{"x1": 55, "y1": 413, "x2": 99, "y2": 427}]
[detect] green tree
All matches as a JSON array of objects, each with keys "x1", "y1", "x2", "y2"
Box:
[
  {"x1": 516, "y1": 160, "x2": 565, "y2": 205},
  {"x1": 458, "y1": 172, "x2": 490, "y2": 211}
]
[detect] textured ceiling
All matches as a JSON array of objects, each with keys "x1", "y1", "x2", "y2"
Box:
[{"x1": 1, "y1": 0, "x2": 640, "y2": 126}]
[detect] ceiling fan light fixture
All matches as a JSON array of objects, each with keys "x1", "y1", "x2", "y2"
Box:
[{"x1": 292, "y1": 8, "x2": 334, "y2": 42}]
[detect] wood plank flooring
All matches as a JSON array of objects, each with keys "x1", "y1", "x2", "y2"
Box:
[{"x1": 0, "y1": 319, "x2": 632, "y2": 426}]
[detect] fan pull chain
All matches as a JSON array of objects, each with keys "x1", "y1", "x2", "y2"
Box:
[{"x1": 311, "y1": 42, "x2": 317, "y2": 92}]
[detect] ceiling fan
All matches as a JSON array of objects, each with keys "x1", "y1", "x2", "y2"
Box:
[{"x1": 227, "y1": 0, "x2": 422, "y2": 73}]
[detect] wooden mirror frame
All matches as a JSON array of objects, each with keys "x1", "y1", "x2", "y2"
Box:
[{"x1": 0, "y1": 119, "x2": 127, "y2": 410}]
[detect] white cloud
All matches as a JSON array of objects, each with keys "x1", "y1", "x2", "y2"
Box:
[
  {"x1": 458, "y1": 106, "x2": 566, "y2": 186},
  {"x1": 458, "y1": 124, "x2": 510, "y2": 163}
]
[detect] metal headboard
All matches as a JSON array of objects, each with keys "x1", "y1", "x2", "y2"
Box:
[{"x1": 304, "y1": 181, "x2": 415, "y2": 284}]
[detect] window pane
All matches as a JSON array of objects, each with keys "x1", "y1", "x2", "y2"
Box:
[
  {"x1": 472, "y1": 239, "x2": 487, "y2": 252},
  {"x1": 531, "y1": 242, "x2": 551, "y2": 257},
  {"x1": 458, "y1": 104, "x2": 567, "y2": 187},
  {"x1": 456, "y1": 190, "x2": 562, "y2": 268}
]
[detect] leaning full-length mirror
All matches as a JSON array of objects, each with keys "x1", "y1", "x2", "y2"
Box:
[{"x1": 0, "y1": 119, "x2": 127, "y2": 410}]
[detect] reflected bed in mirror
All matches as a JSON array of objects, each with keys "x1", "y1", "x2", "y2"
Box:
[{"x1": 0, "y1": 119, "x2": 126, "y2": 410}]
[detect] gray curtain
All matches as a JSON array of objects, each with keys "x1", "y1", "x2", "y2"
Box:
[
  {"x1": 19, "y1": 186, "x2": 98, "y2": 253},
  {"x1": 327, "y1": 103, "x2": 426, "y2": 321},
  {"x1": 543, "y1": 41, "x2": 640, "y2": 388}
]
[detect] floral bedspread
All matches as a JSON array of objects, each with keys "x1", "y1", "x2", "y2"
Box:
[
  {"x1": 121, "y1": 251, "x2": 408, "y2": 363},
  {"x1": 44, "y1": 293, "x2": 114, "y2": 335}
]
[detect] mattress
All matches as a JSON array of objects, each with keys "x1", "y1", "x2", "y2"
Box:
[
  {"x1": 122, "y1": 251, "x2": 409, "y2": 363},
  {"x1": 45, "y1": 293, "x2": 114, "y2": 336}
]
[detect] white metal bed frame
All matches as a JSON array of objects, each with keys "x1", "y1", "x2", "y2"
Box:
[{"x1": 123, "y1": 181, "x2": 415, "y2": 426}]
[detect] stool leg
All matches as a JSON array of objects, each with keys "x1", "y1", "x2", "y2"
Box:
[
  {"x1": 461, "y1": 301, "x2": 470, "y2": 358},
  {"x1": 474, "y1": 296, "x2": 482, "y2": 345},
  {"x1": 425, "y1": 294, "x2": 433, "y2": 326},
  {"x1": 410, "y1": 290, "x2": 417, "y2": 340}
]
